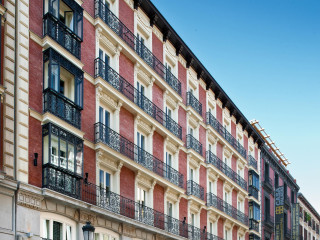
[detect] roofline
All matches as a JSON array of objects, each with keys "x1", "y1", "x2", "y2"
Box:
[
  {"x1": 261, "y1": 145, "x2": 299, "y2": 190},
  {"x1": 137, "y1": 0, "x2": 264, "y2": 146},
  {"x1": 298, "y1": 193, "x2": 320, "y2": 222}
]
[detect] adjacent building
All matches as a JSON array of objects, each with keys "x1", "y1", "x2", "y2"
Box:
[{"x1": 298, "y1": 193, "x2": 320, "y2": 240}]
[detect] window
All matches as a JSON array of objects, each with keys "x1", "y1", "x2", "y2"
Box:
[
  {"x1": 275, "y1": 173, "x2": 279, "y2": 188},
  {"x1": 291, "y1": 190, "x2": 295, "y2": 203},
  {"x1": 238, "y1": 201, "x2": 241, "y2": 211},
  {"x1": 43, "y1": 123, "x2": 83, "y2": 175},
  {"x1": 136, "y1": 81, "x2": 145, "y2": 108},
  {"x1": 99, "y1": 169, "x2": 111, "y2": 192},
  {"x1": 167, "y1": 201, "x2": 173, "y2": 217},
  {"x1": 265, "y1": 162, "x2": 269, "y2": 178},
  {"x1": 44, "y1": 0, "x2": 83, "y2": 38},
  {"x1": 191, "y1": 213, "x2": 195, "y2": 226},
  {"x1": 249, "y1": 170, "x2": 260, "y2": 189},
  {"x1": 209, "y1": 222, "x2": 213, "y2": 234},
  {"x1": 225, "y1": 230, "x2": 228, "y2": 240},
  {"x1": 190, "y1": 168, "x2": 194, "y2": 181},
  {"x1": 43, "y1": 48, "x2": 83, "y2": 107},
  {"x1": 249, "y1": 201, "x2": 261, "y2": 221},
  {"x1": 265, "y1": 197, "x2": 270, "y2": 219},
  {"x1": 166, "y1": 106, "x2": 173, "y2": 119},
  {"x1": 42, "y1": 217, "x2": 75, "y2": 240},
  {"x1": 137, "y1": 187, "x2": 146, "y2": 206},
  {"x1": 225, "y1": 192, "x2": 228, "y2": 203},
  {"x1": 136, "y1": 33, "x2": 145, "y2": 56},
  {"x1": 189, "y1": 127, "x2": 194, "y2": 136},
  {"x1": 208, "y1": 181, "x2": 212, "y2": 193}
]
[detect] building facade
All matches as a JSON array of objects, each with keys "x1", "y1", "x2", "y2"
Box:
[
  {"x1": 260, "y1": 145, "x2": 300, "y2": 240},
  {"x1": 7, "y1": 0, "x2": 319, "y2": 240},
  {"x1": 298, "y1": 193, "x2": 320, "y2": 240}
]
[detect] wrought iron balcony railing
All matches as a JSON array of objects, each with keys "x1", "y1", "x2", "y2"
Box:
[
  {"x1": 206, "y1": 112, "x2": 247, "y2": 159},
  {"x1": 95, "y1": 122, "x2": 184, "y2": 188},
  {"x1": 43, "y1": 88, "x2": 82, "y2": 129},
  {"x1": 94, "y1": 0, "x2": 181, "y2": 95},
  {"x1": 207, "y1": 193, "x2": 249, "y2": 226},
  {"x1": 249, "y1": 185, "x2": 259, "y2": 200},
  {"x1": 264, "y1": 214, "x2": 274, "y2": 228},
  {"x1": 263, "y1": 176, "x2": 273, "y2": 193},
  {"x1": 249, "y1": 219, "x2": 260, "y2": 232},
  {"x1": 248, "y1": 155, "x2": 258, "y2": 170},
  {"x1": 284, "y1": 195, "x2": 291, "y2": 209},
  {"x1": 249, "y1": 234, "x2": 261, "y2": 240},
  {"x1": 95, "y1": 58, "x2": 182, "y2": 139},
  {"x1": 186, "y1": 180, "x2": 204, "y2": 200},
  {"x1": 81, "y1": 180, "x2": 220, "y2": 240},
  {"x1": 206, "y1": 151, "x2": 247, "y2": 191},
  {"x1": 43, "y1": 13, "x2": 81, "y2": 59},
  {"x1": 285, "y1": 228, "x2": 291, "y2": 239},
  {"x1": 42, "y1": 165, "x2": 82, "y2": 199},
  {"x1": 186, "y1": 92, "x2": 202, "y2": 116},
  {"x1": 186, "y1": 134, "x2": 203, "y2": 156}
]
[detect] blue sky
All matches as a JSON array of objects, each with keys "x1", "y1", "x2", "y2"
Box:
[{"x1": 151, "y1": 0, "x2": 320, "y2": 211}]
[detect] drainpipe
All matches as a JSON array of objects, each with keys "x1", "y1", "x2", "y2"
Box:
[{"x1": 13, "y1": 0, "x2": 18, "y2": 238}]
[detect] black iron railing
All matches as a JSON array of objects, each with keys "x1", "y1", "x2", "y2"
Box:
[
  {"x1": 249, "y1": 186, "x2": 259, "y2": 200},
  {"x1": 248, "y1": 155, "x2": 258, "y2": 170},
  {"x1": 249, "y1": 219, "x2": 259, "y2": 232},
  {"x1": 206, "y1": 151, "x2": 247, "y2": 191},
  {"x1": 43, "y1": 13, "x2": 81, "y2": 59},
  {"x1": 285, "y1": 228, "x2": 291, "y2": 239},
  {"x1": 249, "y1": 234, "x2": 261, "y2": 240},
  {"x1": 206, "y1": 112, "x2": 247, "y2": 159},
  {"x1": 187, "y1": 92, "x2": 202, "y2": 116},
  {"x1": 263, "y1": 176, "x2": 273, "y2": 193},
  {"x1": 186, "y1": 180, "x2": 204, "y2": 200},
  {"x1": 95, "y1": 122, "x2": 184, "y2": 188},
  {"x1": 264, "y1": 214, "x2": 274, "y2": 228},
  {"x1": 81, "y1": 181, "x2": 219, "y2": 240},
  {"x1": 94, "y1": 0, "x2": 181, "y2": 95},
  {"x1": 284, "y1": 195, "x2": 291, "y2": 208},
  {"x1": 95, "y1": 58, "x2": 182, "y2": 139},
  {"x1": 42, "y1": 165, "x2": 81, "y2": 199},
  {"x1": 207, "y1": 193, "x2": 248, "y2": 226},
  {"x1": 43, "y1": 88, "x2": 82, "y2": 129},
  {"x1": 186, "y1": 134, "x2": 203, "y2": 156}
]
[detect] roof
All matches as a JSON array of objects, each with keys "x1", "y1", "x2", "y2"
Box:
[
  {"x1": 135, "y1": 0, "x2": 264, "y2": 146},
  {"x1": 298, "y1": 193, "x2": 320, "y2": 222}
]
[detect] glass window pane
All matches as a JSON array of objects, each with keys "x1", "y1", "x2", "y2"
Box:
[
  {"x1": 50, "y1": 61, "x2": 60, "y2": 91},
  {"x1": 76, "y1": 143, "x2": 83, "y2": 175},
  {"x1": 44, "y1": 61, "x2": 49, "y2": 89},
  {"x1": 43, "y1": 135, "x2": 49, "y2": 165},
  {"x1": 99, "y1": 170, "x2": 104, "y2": 188},
  {"x1": 67, "y1": 144, "x2": 75, "y2": 172},
  {"x1": 53, "y1": 221, "x2": 62, "y2": 240},
  {"x1": 51, "y1": 135, "x2": 59, "y2": 166},
  {"x1": 66, "y1": 225, "x2": 71, "y2": 240},
  {"x1": 60, "y1": 140, "x2": 67, "y2": 169}
]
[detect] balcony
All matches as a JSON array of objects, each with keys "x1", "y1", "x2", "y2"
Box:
[
  {"x1": 94, "y1": 0, "x2": 181, "y2": 95},
  {"x1": 249, "y1": 186, "x2": 259, "y2": 200},
  {"x1": 43, "y1": 88, "x2": 82, "y2": 129},
  {"x1": 82, "y1": 180, "x2": 220, "y2": 240},
  {"x1": 95, "y1": 59, "x2": 182, "y2": 139},
  {"x1": 249, "y1": 219, "x2": 260, "y2": 232},
  {"x1": 186, "y1": 134, "x2": 203, "y2": 156},
  {"x1": 285, "y1": 228, "x2": 291, "y2": 239},
  {"x1": 206, "y1": 112, "x2": 247, "y2": 159},
  {"x1": 263, "y1": 176, "x2": 273, "y2": 193},
  {"x1": 95, "y1": 122, "x2": 184, "y2": 188},
  {"x1": 284, "y1": 195, "x2": 291, "y2": 209},
  {"x1": 264, "y1": 214, "x2": 274, "y2": 229},
  {"x1": 42, "y1": 165, "x2": 82, "y2": 199},
  {"x1": 249, "y1": 234, "x2": 261, "y2": 240},
  {"x1": 186, "y1": 180, "x2": 204, "y2": 201},
  {"x1": 207, "y1": 193, "x2": 249, "y2": 226},
  {"x1": 248, "y1": 155, "x2": 258, "y2": 170},
  {"x1": 186, "y1": 92, "x2": 202, "y2": 116},
  {"x1": 206, "y1": 151, "x2": 247, "y2": 191},
  {"x1": 43, "y1": 13, "x2": 81, "y2": 59}
]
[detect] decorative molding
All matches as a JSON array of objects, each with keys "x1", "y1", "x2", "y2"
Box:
[
  {"x1": 224, "y1": 219, "x2": 234, "y2": 230},
  {"x1": 97, "y1": 151, "x2": 119, "y2": 173},
  {"x1": 223, "y1": 147, "x2": 233, "y2": 159},
  {"x1": 166, "y1": 138, "x2": 179, "y2": 154},
  {"x1": 97, "y1": 86, "x2": 118, "y2": 110},
  {"x1": 208, "y1": 130, "x2": 218, "y2": 145},
  {"x1": 100, "y1": 34, "x2": 117, "y2": 55},
  {"x1": 17, "y1": 191, "x2": 42, "y2": 209},
  {"x1": 224, "y1": 182, "x2": 232, "y2": 193},
  {"x1": 122, "y1": 224, "x2": 136, "y2": 237},
  {"x1": 165, "y1": 91, "x2": 179, "y2": 110},
  {"x1": 166, "y1": 189, "x2": 179, "y2": 203},
  {"x1": 199, "y1": 79, "x2": 206, "y2": 90},
  {"x1": 208, "y1": 210, "x2": 220, "y2": 222},
  {"x1": 124, "y1": 0, "x2": 134, "y2": 9},
  {"x1": 188, "y1": 111, "x2": 199, "y2": 129},
  {"x1": 189, "y1": 200, "x2": 201, "y2": 213},
  {"x1": 136, "y1": 171, "x2": 153, "y2": 190},
  {"x1": 136, "y1": 116, "x2": 154, "y2": 135},
  {"x1": 136, "y1": 67, "x2": 152, "y2": 86},
  {"x1": 80, "y1": 211, "x2": 97, "y2": 224}
]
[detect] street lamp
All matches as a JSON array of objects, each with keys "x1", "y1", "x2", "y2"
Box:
[{"x1": 82, "y1": 221, "x2": 95, "y2": 240}]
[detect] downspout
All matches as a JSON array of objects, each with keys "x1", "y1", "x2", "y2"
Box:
[{"x1": 13, "y1": 0, "x2": 19, "y2": 238}]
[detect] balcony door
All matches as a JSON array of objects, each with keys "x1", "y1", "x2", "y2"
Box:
[
  {"x1": 165, "y1": 152, "x2": 172, "y2": 179},
  {"x1": 99, "y1": 169, "x2": 111, "y2": 207},
  {"x1": 99, "y1": 49, "x2": 110, "y2": 81},
  {"x1": 136, "y1": 81, "x2": 145, "y2": 110},
  {"x1": 137, "y1": 132, "x2": 145, "y2": 165},
  {"x1": 99, "y1": 107, "x2": 110, "y2": 143},
  {"x1": 137, "y1": 187, "x2": 146, "y2": 219}
]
